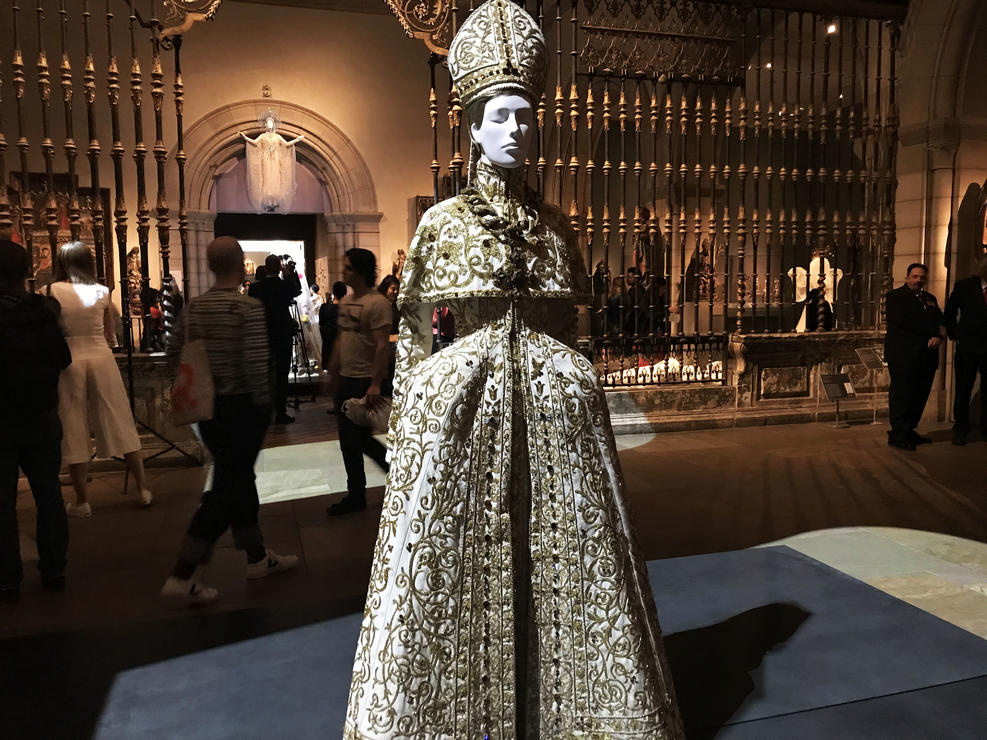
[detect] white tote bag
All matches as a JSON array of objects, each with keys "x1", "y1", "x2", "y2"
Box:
[{"x1": 170, "y1": 323, "x2": 215, "y2": 426}]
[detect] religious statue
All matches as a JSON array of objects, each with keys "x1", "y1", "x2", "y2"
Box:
[
  {"x1": 126, "y1": 246, "x2": 142, "y2": 315},
  {"x1": 343, "y1": 2, "x2": 684, "y2": 738},
  {"x1": 391, "y1": 247, "x2": 406, "y2": 280},
  {"x1": 239, "y1": 111, "x2": 304, "y2": 214}
]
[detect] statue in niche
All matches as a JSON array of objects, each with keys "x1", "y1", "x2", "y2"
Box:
[
  {"x1": 126, "y1": 247, "x2": 142, "y2": 315},
  {"x1": 239, "y1": 111, "x2": 304, "y2": 214},
  {"x1": 788, "y1": 254, "x2": 843, "y2": 332}
]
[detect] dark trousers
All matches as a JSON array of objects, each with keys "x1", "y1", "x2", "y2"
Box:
[
  {"x1": 336, "y1": 376, "x2": 390, "y2": 499},
  {"x1": 0, "y1": 409, "x2": 68, "y2": 587},
  {"x1": 953, "y1": 351, "x2": 987, "y2": 432},
  {"x1": 273, "y1": 340, "x2": 292, "y2": 415},
  {"x1": 888, "y1": 357, "x2": 938, "y2": 439},
  {"x1": 178, "y1": 394, "x2": 268, "y2": 565}
]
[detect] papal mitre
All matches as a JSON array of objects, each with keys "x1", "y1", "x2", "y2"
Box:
[{"x1": 448, "y1": 0, "x2": 546, "y2": 109}]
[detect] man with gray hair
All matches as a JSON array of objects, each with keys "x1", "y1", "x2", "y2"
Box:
[
  {"x1": 944, "y1": 254, "x2": 987, "y2": 445},
  {"x1": 163, "y1": 236, "x2": 297, "y2": 605}
]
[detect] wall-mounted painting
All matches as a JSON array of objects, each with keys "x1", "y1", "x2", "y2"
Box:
[{"x1": 6, "y1": 173, "x2": 113, "y2": 289}]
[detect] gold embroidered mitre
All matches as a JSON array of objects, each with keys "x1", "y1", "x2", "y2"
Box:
[{"x1": 448, "y1": 0, "x2": 546, "y2": 108}]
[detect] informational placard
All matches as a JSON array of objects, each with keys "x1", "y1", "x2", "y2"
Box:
[
  {"x1": 854, "y1": 347, "x2": 887, "y2": 370},
  {"x1": 821, "y1": 373, "x2": 855, "y2": 400}
]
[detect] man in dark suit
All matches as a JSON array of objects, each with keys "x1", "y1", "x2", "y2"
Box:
[
  {"x1": 884, "y1": 263, "x2": 945, "y2": 450},
  {"x1": 249, "y1": 253, "x2": 302, "y2": 424},
  {"x1": 943, "y1": 255, "x2": 987, "y2": 445}
]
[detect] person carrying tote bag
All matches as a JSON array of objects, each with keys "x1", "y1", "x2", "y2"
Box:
[
  {"x1": 161, "y1": 237, "x2": 298, "y2": 606},
  {"x1": 170, "y1": 316, "x2": 214, "y2": 426}
]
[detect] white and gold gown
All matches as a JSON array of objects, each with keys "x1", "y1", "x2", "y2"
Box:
[{"x1": 344, "y1": 162, "x2": 683, "y2": 739}]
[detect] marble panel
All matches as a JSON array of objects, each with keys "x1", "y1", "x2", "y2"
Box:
[{"x1": 760, "y1": 365, "x2": 809, "y2": 399}]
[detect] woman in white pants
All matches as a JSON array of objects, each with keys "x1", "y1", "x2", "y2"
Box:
[{"x1": 50, "y1": 241, "x2": 152, "y2": 517}]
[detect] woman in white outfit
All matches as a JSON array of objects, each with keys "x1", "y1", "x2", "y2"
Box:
[{"x1": 50, "y1": 241, "x2": 152, "y2": 517}]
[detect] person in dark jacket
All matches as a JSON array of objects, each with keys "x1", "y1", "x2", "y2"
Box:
[
  {"x1": 884, "y1": 263, "x2": 945, "y2": 450},
  {"x1": 248, "y1": 253, "x2": 302, "y2": 424},
  {"x1": 943, "y1": 255, "x2": 987, "y2": 445},
  {"x1": 0, "y1": 240, "x2": 72, "y2": 602}
]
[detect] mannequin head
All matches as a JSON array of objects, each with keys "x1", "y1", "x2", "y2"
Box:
[
  {"x1": 468, "y1": 93, "x2": 535, "y2": 169},
  {"x1": 264, "y1": 116, "x2": 276, "y2": 133}
]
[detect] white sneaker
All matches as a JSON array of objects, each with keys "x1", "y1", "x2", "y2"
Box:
[
  {"x1": 160, "y1": 576, "x2": 219, "y2": 606},
  {"x1": 246, "y1": 549, "x2": 299, "y2": 580},
  {"x1": 138, "y1": 489, "x2": 154, "y2": 507},
  {"x1": 65, "y1": 502, "x2": 92, "y2": 518}
]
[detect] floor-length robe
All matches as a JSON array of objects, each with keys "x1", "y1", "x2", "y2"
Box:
[{"x1": 344, "y1": 163, "x2": 683, "y2": 739}]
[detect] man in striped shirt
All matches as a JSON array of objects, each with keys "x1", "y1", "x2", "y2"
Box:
[{"x1": 162, "y1": 236, "x2": 298, "y2": 605}]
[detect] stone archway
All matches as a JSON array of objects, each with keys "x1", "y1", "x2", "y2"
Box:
[{"x1": 178, "y1": 99, "x2": 382, "y2": 295}]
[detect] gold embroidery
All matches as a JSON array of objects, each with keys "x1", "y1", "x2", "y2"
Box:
[{"x1": 344, "y1": 162, "x2": 683, "y2": 739}]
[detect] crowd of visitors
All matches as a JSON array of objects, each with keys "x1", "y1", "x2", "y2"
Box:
[{"x1": 2, "y1": 234, "x2": 985, "y2": 605}]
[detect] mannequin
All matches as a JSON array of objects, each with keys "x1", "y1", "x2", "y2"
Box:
[
  {"x1": 788, "y1": 256, "x2": 844, "y2": 332},
  {"x1": 239, "y1": 113, "x2": 304, "y2": 213},
  {"x1": 342, "y1": 3, "x2": 683, "y2": 738}
]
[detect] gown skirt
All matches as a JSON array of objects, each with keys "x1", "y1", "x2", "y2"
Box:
[{"x1": 344, "y1": 300, "x2": 682, "y2": 739}]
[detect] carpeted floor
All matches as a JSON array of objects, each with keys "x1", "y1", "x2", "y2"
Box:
[{"x1": 82, "y1": 546, "x2": 987, "y2": 740}]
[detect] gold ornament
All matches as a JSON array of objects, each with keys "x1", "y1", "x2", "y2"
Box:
[{"x1": 448, "y1": 0, "x2": 546, "y2": 109}]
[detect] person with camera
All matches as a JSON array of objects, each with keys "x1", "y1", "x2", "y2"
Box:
[{"x1": 249, "y1": 253, "x2": 302, "y2": 424}]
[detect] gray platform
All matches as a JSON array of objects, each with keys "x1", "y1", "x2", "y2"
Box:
[{"x1": 88, "y1": 546, "x2": 987, "y2": 738}]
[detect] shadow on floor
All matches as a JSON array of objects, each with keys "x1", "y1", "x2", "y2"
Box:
[{"x1": 664, "y1": 602, "x2": 811, "y2": 739}]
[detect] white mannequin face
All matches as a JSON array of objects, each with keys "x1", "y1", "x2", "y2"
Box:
[
  {"x1": 265, "y1": 117, "x2": 276, "y2": 132},
  {"x1": 470, "y1": 94, "x2": 534, "y2": 169}
]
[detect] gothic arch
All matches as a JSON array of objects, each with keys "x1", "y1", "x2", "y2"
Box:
[{"x1": 181, "y1": 99, "x2": 379, "y2": 215}]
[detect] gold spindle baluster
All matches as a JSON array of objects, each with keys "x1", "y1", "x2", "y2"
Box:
[
  {"x1": 679, "y1": 84, "x2": 688, "y2": 334},
  {"x1": 750, "y1": 9, "x2": 762, "y2": 331},
  {"x1": 722, "y1": 94, "x2": 732, "y2": 325},
  {"x1": 765, "y1": 9, "x2": 777, "y2": 330},
  {"x1": 664, "y1": 89, "x2": 673, "y2": 334},
  {"x1": 618, "y1": 76, "x2": 628, "y2": 346},
  {"x1": 36, "y1": 2, "x2": 60, "y2": 268},
  {"x1": 107, "y1": 0, "x2": 133, "y2": 355},
  {"x1": 585, "y1": 82, "x2": 595, "y2": 280},
  {"x1": 648, "y1": 78, "x2": 660, "y2": 339},
  {"x1": 816, "y1": 17, "x2": 832, "y2": 331},
  {"x1": 601, "y1": 77, "x2": 612, "y2": 344},
  {"x1": 569, "y1": 0, "x2": 582, "y2": 262},
  {"x1": 12, "y1": 4, "x2": 36, "y2": 290},
  {"x1": 881, "y1": 23, "x2": 898, "y2": 315},
  {"x1": 736, "y1": 92, "x2": 748, "y2": 332},
  {"x1": 0, "y1": 18, "x2": 11, "y2": 234},
  {"x1": 428, "y1": 56, "x2": 440, "y2": 200},
  {"x1": 693, "y1": 91, "x2": 703, "y2": 335},
  {"x1": 554, "y1": 0, "x2": 564, "y2": 206},
  {"x1": 58, "y1": 0, "x2": 80, "y2": 242},
  {"x1": 149, "y1": 8, "x2": 173, "y2": 339},
  {"x1": 780, "y1": 12, "x2": 790, "y2": 319},
  {"x1": 128, "y1": 6, "x2": 151, "y2": 349},
  {"x1": 708, "y1": 93, "x2": 718, "y2": 333},
  {"x1": 171, "y1": 34, "x2": 189, "y2": 302},
  {"x1": 805, "y1": 19, "x2": 816, "y2": 288},
  {"x1": 81, "y1": 0, "x2": 105, "y2": 284}
]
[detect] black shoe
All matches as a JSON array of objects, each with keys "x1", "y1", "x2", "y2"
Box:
[
  {"x1": 327, "y1": 496, "x2": 367, "y2": 517},
  {"x1": 0, "y1": 585, "x2": 20, "y2": 604},
  {"x1": 908, "y1": 431, "x2": 933, "y2": 445},
  {"x1": 888, "y1": 437, "x2": 916, "y2": 451},
  {"x1": 952, "y1": 430, "x2": 968, "y2": 446},
  {"x1": 42, "y1": 574, "x2": 65, "y2": 593},
  {"x1": 274, "y1": 413, "x2": 295, "y2": 425}
]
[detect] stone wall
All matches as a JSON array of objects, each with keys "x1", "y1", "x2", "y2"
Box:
[{"x1": 607, "y1": 331, "x2": 893, "y2": 434}]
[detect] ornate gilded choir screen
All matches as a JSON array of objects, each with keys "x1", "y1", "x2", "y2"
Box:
[
  {"x1": 390, "y1": 0, "x2": 903, "y2": 387},
  {"x1": 0, "y1": 0, "x2": 214, "y2": 350}
]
